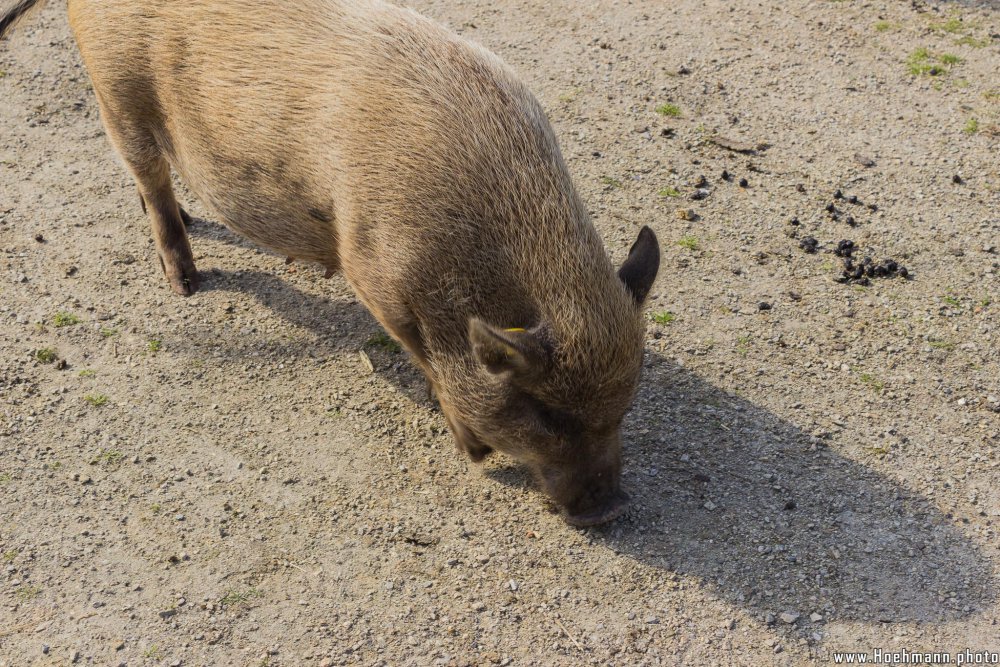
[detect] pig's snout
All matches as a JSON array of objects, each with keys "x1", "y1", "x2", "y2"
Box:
[
  {"x1": 563, "y1": 487, "x2": 630, "y2": 527},
  {"x1": 543, "y1": 459, "x2": 630, "y2": 528}
]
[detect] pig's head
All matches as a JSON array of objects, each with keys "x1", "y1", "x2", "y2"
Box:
[{"x1": 438, "y1": 226, "x2": 660, "y2": 527}]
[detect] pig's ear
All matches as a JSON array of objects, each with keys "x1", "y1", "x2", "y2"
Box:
[
  {"x1": 618, "y1": 226, "x2": 660, "y2": 305},
  {"x1": 469, "y1": 318, "x2": 549, "y2": 378}
]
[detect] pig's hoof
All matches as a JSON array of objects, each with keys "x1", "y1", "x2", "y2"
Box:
[
  {"x1": 564, "y1": 491, "x2": 630, "y2": 528},
  {"x1": 465, "y1": 442, "x2": 493, "y2": 462},
  {"x1": 159, "y1": 254, "x2": 200, "y2": 296},
  {"x1": 170, "y1": 271, "x2": 200, "y2": 296}
]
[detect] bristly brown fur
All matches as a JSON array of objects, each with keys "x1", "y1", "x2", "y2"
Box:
[{"x1": 9, "y1": 0, "x2": 660, "y2": 525}]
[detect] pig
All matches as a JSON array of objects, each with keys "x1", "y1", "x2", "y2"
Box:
[{"x1": 0, "y1": 0, "x2": 660, "y2": 526}]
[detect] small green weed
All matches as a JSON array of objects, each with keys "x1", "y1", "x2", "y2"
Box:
[
  {"x1": 859, "y1": 372, "x2": 885, "y2": 392},
  {"x1": 929, "y1": 339, "x2": 955, "y2": 350},
  {"x1": 365, "y1": 331, "x2": 401, "y2": 353},
  {"x1": 600, "y1": 176, "x2": 623, "y2": 188},
  {"x1": 34, "y1": 348, "x2": 57, "y2": 364},
  {"x1": 15, "y1": 585, "x2": 41, "y2": 602},
  {"x1": 150, "y1": 503, "x2": 162, "y2": 515},
  {"x1": 736, "y1": 335, "x2": 751, "y2": 357},
  {"x1": 943, "y1": 295, "x2": 961, "y2": 306},
  {"x1": 91, "y1": 450, "x2": 123, "y2": 466},
  {"x1": 865, "y1": 443, "x2": 890, "y2": 457},
  {"x1": 0, "y1": 472, "x2": 12, "y2": 484},
  {"x1": 934, "y1": 17, "x2": 965, "y2": 33},
  {"x1": 651, "y1": 311, "x2": 676, "y2": 325},
  {"x1": 2, "y1": 549, "x2": 16, "y2": 563},
  {"x1": 658, "y1": 186, "x2": 681, "y2": 198},
  {"x1": 147, "y1": 339, "x2": 162, "y2": 353},
  {"x1": 53, "y1": 312, "x2": 81, "y2": 327},
  {"x1": 963, "y1": 118, "x2": 979, "y2": 134},
  {"x1": 143, "y1": 645, "x2": 164, "y2": 660},
  {"x1": 83, "y1": 393, "x2": 108, "y2": 407},
  {"x1": 874, "y1": 20, "x2": 895, "y2": 32},
  {"x1": 655, "y1": 103, "x2": 681, "y2": 117},
  {"x1": 78, "y1": 369, "x2": 96, "y2": 378},
  {"x1": 100, "y1": 327, "x2": 118, "y2": 338},
  {"x1": 677, "y1": 235, "x2": 700, "y2": 251},
  {"x1": 906, "y1": 48, "x2": 959, "y2": 76},
  {"x1": 955, "y1": 35, "x2": 988, "y2": 48},
  {"x1": 220, "y1": 587, "x2": 263, "y2": 608}
]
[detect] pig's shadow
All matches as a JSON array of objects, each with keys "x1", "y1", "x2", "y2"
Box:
[
  {"x1": 185, "y1": 255, "x2": 995, "y2": 628},
  {"x1": 487, "y1": 351, "x2": 997, "y2": 627},
  {"x1": 182, "y1": 263, "x2": 431, "y2": 404}
]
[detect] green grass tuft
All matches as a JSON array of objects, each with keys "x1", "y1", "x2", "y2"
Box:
[
  {"x1": 651, "y1": 311, "x2": 676, "y2": 325},
  {"x1": 365, "y1": 331, "x2": 401, "y2": 353},
  {"x1": 677, "y1": 235, "x2": 700, "y2": 251},
  {"x1": 963, "y1": 118, "x2": 979, "y2": 134},
  {"x1": 53, "y1": 312, "x2": 81, "y2": 327},
  {"x1": 658, "y1": 186, "x2": 681, "y2": 198},
  {"x1": 83, "y1": 393, "x2": 108, "y2": 407},
  {"x1": 220, "y1": 587, "x2": 263, "y2": 608},
  {"x1": 34, "y1": 348, "x2": 57, "y2": 364},
  {"x1": 955, "y1": 35, "x2": 988, "y2": 48},
  {"x1": 92, "y1": 449, "x2": 123, "y2": 466},
  {"x1": 655, "y1": 103, "x2": 682, "y2": 117},
  {"x1": 934, "y1": 17, "x2": 965, "y2": 34},
  {"x1": 147, "y1": 339, "x2": 163, "y2": 353}
]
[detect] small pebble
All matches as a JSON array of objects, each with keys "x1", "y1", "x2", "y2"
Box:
[
  {"x1": 738, "y1": 177, "x2": 749, "y2": 188},
  {"x1": 758, "y1": 301, "x2": 772, "y2": 311},
  {"x1": 952, "y1": 174, "x2": 963, "y2": 184},
  {"x1": 34, "y1": 233, "x2": 45, "y2": 243},
  {"x1": 721, "y1": 169, "x2": 731, "y2": 181}
]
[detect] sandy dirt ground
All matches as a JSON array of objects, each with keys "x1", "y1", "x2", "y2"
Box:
[{"x1": 2, "y1": 0, "x2": 999, "y2": 665}]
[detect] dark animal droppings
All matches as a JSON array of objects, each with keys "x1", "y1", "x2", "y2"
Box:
[{"x1": 738, "y1": 178, "x2": 748, "y2": 188}]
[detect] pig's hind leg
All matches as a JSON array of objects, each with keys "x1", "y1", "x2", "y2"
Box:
[
  {"x1": 93, "y1": 99, "x2": 199, "y2": 295},
  {"x1": 130, "y1": 158, "x2": 200, "y2": 296},
  {"x1": 139, "y1": 191, "x2": 194, "y2": 228}
]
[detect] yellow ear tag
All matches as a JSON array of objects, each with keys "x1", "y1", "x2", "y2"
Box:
[{"x1": 501, "y1": 328, "x2": 525, "y2": 357}]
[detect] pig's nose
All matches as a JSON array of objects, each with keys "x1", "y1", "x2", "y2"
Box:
[{"x1": 563, "y1": 489, "x2": 630, "y2": 527}]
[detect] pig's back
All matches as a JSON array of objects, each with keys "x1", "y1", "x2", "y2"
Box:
[{"x1": 69, "y1": 0, "x2": 610, "y2": 317}]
